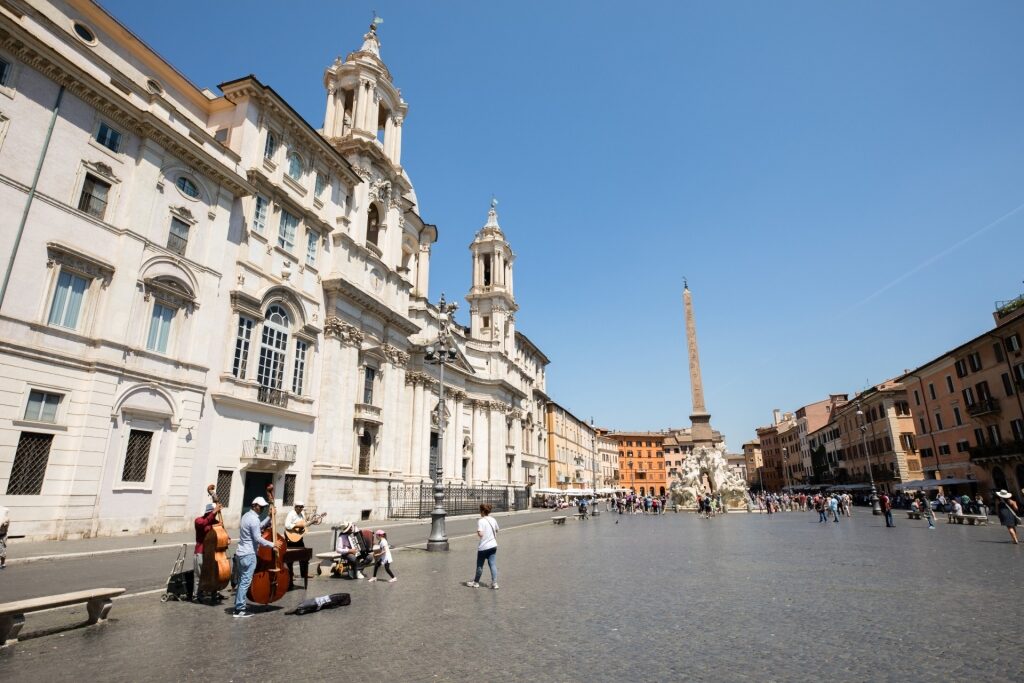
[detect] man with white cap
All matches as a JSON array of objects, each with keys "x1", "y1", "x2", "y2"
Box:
[
  {"x1": 233, "y1": 496, "x2": 275, "y2": 618},
  {"x1": 284, "y1": 501, "x2": 310, "y2": 585}
]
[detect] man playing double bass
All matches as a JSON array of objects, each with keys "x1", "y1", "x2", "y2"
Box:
[
  {"x1": 234, "y1": 496, "x2": 276, "y2": 618},
  {"x1": 193, "y1": 502, "x2": 221, "y2": 602}
]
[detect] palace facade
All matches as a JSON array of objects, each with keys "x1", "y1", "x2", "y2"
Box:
[{"x1": 0, "y1": 0, "x2": 550, "y2": 539}]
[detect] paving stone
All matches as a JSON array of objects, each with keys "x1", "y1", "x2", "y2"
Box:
[{"x1": 0, "y1": 509, "x2": 1019, "y2": 681}]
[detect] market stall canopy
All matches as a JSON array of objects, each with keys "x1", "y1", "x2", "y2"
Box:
[{"x1": 893, "y1": 478, "x2": 977, "y2": 491}]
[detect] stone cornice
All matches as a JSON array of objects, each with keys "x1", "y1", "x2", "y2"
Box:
[
  {"x1": 0, "y1": 21, "x2": 255, "y2": 197},
  {"x1": 322, "y1": 278, "x2": 419, "y2": 336},
  {"x1": 382, "y1": 343, "x2": 409, "y2": 368}
]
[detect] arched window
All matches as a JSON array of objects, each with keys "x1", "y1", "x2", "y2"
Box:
[
  {"x1": 176, "y1": 176, "x2": 199, "y2": 198},
  {"x1": 287, "y1": 152, "x2": 303, "y2": 180},
  {"x1": 366, "y1": 205, "x2": 380, "y2": 246},
  {"x1": 257, "y1": 305, "x2": 289, "y2": 391}
]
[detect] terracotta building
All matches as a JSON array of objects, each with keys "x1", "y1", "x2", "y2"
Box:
[
  {"x1": 897, "y1": 292, "x2": 1024, "y2": 498},
  {"x1": 742, "y1": 439, "x2": 762, "y2": 489},
  {"x1": 756, "y1": 410, "x2": 794, "y2": 492},
  {"x1": 607, "y1": 431, "x2": 666, "y2": 496}
]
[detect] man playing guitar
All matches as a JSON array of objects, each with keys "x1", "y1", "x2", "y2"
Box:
[{"x1": 284, "y1": 501, "x2": 324, "y2": 583}]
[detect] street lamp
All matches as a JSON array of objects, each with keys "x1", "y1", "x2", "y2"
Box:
[
  {"x1": 782, "y1": 447, "x2": 791, "y2": 491},
  {"x1": 855, "y1": 401, "x2": 882, "y2": 516},
  {"x1": 425, "y1": 293, "x2": 459, "y2": 551}
]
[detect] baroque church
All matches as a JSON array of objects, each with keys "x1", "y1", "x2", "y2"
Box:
[{"x1": 0, "y1": 1, "x2": 550, "y2": 539}]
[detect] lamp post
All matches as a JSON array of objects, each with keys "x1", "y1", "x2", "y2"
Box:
[
  {"x1": 425, "y1": 293, "x2": 459, "y2": 551},
  {"x1": 855, "y1": 401, "x2": 882, "y2": 516}
]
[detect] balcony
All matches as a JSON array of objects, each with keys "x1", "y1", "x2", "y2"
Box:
[
  {"x1": 966, "y1": 398, "x2": 1000, "y2": 417},
  {"x1": 354, "y1": 402, "x2": 382, "y2": 424},
  {"x1": 970, "y1": 440, "x2": 1024, "y2": 462},
  {"x1": 257, "y1": 385, "x2": 288, "y2": 408},
  {"x1": 242, "y1": 439, "x2": 296, "y2": 464}
]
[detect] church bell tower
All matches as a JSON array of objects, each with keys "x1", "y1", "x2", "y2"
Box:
[{"x1": 467, "y1": 200, "x2": 517, "y2": 351}]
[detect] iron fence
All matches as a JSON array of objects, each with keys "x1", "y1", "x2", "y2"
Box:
[{"x1": 387, "y1": 482, "x2": 531, "y2": 519}]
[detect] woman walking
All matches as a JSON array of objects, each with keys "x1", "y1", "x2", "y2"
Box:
[
  {"x1": 464, "y1": 503, "x2": 500, "y2": 589},
  {"x1": 995, "y1": 490, "x2": 1020, "y2": 544}
]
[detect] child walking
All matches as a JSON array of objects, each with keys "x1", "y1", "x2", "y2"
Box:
[{"x1": 368, "y1": 530, "x2": 396, "y2": 583}]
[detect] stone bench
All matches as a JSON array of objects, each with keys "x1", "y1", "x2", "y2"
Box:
[
  {"x1": 552, "y1": 516, "x2": 566, "y2": 525},
  {"x1": 947, "y1": 513, "x2": 989, "y2": 526},
  {"x1": 0, "y1": 587, "x2": 125, "y2": 647},
  {"x1": 907, "y1": 511, "x2": 922, "y2": 520}
]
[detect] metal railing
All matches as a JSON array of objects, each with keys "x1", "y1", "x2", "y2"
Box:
[
  {"x1": 966, "y1": 397, "x2": 1000, "y2": 417},
  {"x1": 257, "y1": 385, "x2": 288, "y2": 408},
  {"x1": 77, "y1": 191, "x2": 107, "y2": 219},
  {"x1": 969, "y1": 440, "x2": 1024, "y2": 461},
  {"x1": 387, "y1": 482, "x2": 529, "y2": 519},
  {"x1": 241, "y1": 438, "x2": 297, "y2": 463}
]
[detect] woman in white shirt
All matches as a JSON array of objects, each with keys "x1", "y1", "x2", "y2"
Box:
[{"x1": 464, "y1": 503, "x2": 499, "y2": 589}]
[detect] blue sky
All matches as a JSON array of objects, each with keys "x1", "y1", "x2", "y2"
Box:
[{"x1": 101, "y1": 0, "x2": 1024, "y2": 448}]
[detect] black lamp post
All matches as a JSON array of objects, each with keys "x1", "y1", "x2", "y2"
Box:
[
  {"x1": 425, "y1": 293, "x2": 459, "y2": 551},
  {"x1": 855, "y1": 400, "x2": 882, "y2": 516}
]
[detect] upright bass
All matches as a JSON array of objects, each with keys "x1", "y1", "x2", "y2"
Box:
[
  {"x1": 247, "y1": 483, "x2": 290, "y2": 605},
  {"x1": 199, "y1": 484, "x2": 231, "y2": 595}
]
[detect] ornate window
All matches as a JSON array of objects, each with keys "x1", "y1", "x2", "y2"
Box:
[
  {"x1": 278, "y1": 210, "x2": 298, "y2": 252},
  {"x1": 232, "y1": 316, "x2": 254, "y2": 378},
  {"x1": 287, "y1": 152, "x2": 303, "y2": 181},
  {"x1": 305, "y1": 230, "x2": 318, "y2": 267},
  {"x1": 146, "y1": 302, "x2": 175, "y2": 353},
  {"x1": 166, "y1": 217, "x2": 190, "y2": 256},
  {"x1": 95, "y1": 122, "x2": 122, "y2": 153},
  {"x1": 292, "y1": 340, "x2": 308, "y2": 395},
  {"x1": 78, "y1": 174, "x2": 111, "y2": 219},
  {"x1": 264, "y1": 130, "x2": 277, "y2": 160},
  {"x1": 257, "y1": 305, "x2": 289, "y2": 389},
  {"x1": 363, "y1": 366, "x2": 376, "y2": 405},
  {"x1": 315, "y1": 172, "x2": 328, "y2": 197},
  {"x1": 175, "y1": 176, "x2": 199, "y2": 199},
  {"x1": 48, "y1": 270, "x2": 88, "y2": 329},
  {"x1": 252, "y1": 195, "x2": 268, "y2": 233}
]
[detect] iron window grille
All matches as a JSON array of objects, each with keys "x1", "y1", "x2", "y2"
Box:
[
  {"x1": 122, "y1": 429, "x2": 153, "y2": 483},
  {"x1": 216, "y1": 469, "x2": 233, "y2": 506},
  {"x1": 6, "y1": 432, "x2": 53, "y2": 495}
]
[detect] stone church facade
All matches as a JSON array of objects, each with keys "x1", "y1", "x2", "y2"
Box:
[{"x1": 0, "y1": 0, "x2": 549, "y2": 539}]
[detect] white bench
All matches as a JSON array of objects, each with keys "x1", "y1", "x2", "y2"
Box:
[
  {"x1": 551, "y1": 516, "x2": 566, "y2": 525},
  {"x1": 947, "y1": 513, "x2": 989, "y2": 526},
  {"x1": 907, "y1": 511, "x2": 922, "y2": 520},
  {"x1": 315, "y1": 551, "x2": 340, "y2": 576},
  {"x1": 0, "y1": 587, "x2": 125, "y2": 647}
]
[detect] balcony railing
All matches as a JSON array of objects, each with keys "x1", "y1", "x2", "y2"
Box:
[
  {"x1": 257, "y1": 385, "x2": 288, "y2": 408},
  {"x1": 966, "y1": 398, "x2": 1000, "y2": 417},
  {"x1": 970, "y1": 440, "x2": 1024, "y2": 461},
  {"x1": 77, "y1": 191, "x2": 107, "y2": 219},
  {"x1": 242, "y1": 439, "x2": 297, "y2": 464},
  {"x1": 354, "y1": 402, "x2": 382, "y2": 424}
]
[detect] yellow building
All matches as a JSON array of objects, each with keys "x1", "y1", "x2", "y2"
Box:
[{"x1": 546, "y1": 402, "x2": 596, "y2": 489}]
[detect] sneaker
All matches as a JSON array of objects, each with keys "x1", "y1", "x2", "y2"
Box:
[
  {"x1": 463, "y1": 581, "x2": 479, "y2": 588},
  {"x1": 387, "y1": 578, "x2": 397, "y2": 583},
  {"x1": 356, "y1": 572, "x2": 366, "y2": 580},
  {"x1": 367, "y1": 577, "x2": 377, "y2": 583},
  {"x1": 233, "y1": 610, "x2": 252, "y2": 619},
  {"x1": 491, "y1": 584, "x2": 499, "y2": 590}
]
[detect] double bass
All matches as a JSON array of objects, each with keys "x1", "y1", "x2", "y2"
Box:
[
  {"x1": 247, "y1": 483, "x2": 290, "y2": 605},
  {"x1": 199, "y1": 484, "x2": 231, "y2": 594}
]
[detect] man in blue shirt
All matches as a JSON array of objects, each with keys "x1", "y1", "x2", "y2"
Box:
[{"x1": 234, "y1": 496, "x2": 275, "y2": 618}]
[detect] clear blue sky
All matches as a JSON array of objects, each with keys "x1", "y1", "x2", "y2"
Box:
[{"x1": 101, "y1": 0, "x2": 1024, "y2": 448}]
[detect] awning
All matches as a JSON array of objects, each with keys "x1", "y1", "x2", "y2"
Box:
[
  {"x1": 827, "y1": 484, "x2": 875, "y2": 491},
  {"x1": 894, "y1": 478, "x2": 977, "y2": 491}
]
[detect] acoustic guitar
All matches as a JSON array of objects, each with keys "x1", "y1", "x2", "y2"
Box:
[{"x1": 284, "y1": 511, "x2": 327, "y2": 543}]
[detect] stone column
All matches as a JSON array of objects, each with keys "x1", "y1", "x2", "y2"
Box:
[
  {"x1": 325, "y1": 85, "x2": 337, "y2": 137},
  {"x1": 392, "y1": 116, "x2": 403, "y2": 165},
  {"x1": 408, "y1": 374, "x2": 424, "y2": 477},
  {"x1": 421, "y1": 377, "x2": 436, "y2": 480},
  {"x1": 384, "y1": 115, "x2": 395, "y2": 159},
  {"x1": 380, "y1": 345, "x2": 409, "y2": 474},
  {"x1": 449, "y1": 390, "x2": 466, "y2": 485},
  {"x1": 471, "y1": 400, "x2": 485, "y2": 484},
  {"x1": 415, "y1": 243, "x2": 431, "y2": 298},
  {"x1": 315, "y1": 317, "x2": 364, "y2": 470}
]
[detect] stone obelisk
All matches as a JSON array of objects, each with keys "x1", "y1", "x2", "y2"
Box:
[{"x1": 683, "y1": 281, "x2": 714, "y2": 446}]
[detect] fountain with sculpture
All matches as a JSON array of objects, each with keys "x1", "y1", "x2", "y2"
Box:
[{"x1": 669, "y1": 445, "x2": 749, "y2": 510}]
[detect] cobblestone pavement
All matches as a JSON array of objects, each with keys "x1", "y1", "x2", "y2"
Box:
[{"x1": 0, "y1": 509, "x2": 1020, "y2": 682}]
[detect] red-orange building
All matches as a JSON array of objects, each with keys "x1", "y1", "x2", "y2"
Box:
[{"x1": 606, "y1": 432, "x2": 667, "y2": 496}]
